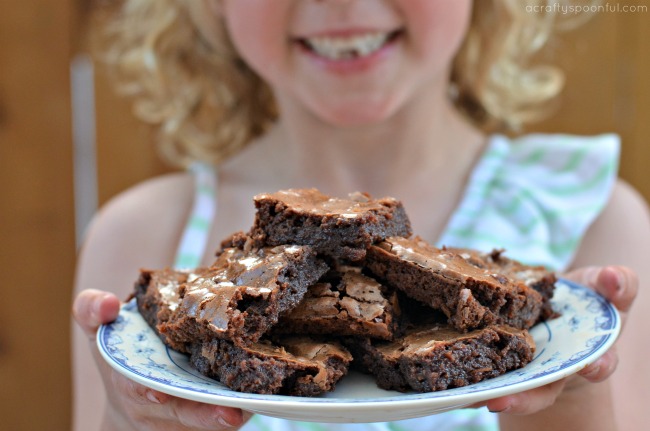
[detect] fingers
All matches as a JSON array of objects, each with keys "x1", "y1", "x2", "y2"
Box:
[
  {"x1": 72, "y1": 289, "x2": 122, "y2": 338},
  {"x1": 599, "y1": 266, "x2": 637, "y2": 313},
  {"x1": 563, "y1": 265, "x2": 638, "y2": 316},
  {"x1": 576, "y1": 348, "x2": 619, "y2": 383},
  {"x1": 170, "y1": 398, "x2": 246, "y2": 429},
  {"x1": 484, "y1": 379, "x2": 567, "y2": 415},
  {"x1": 561, "y1": 266, "x2": 636, "y2": 387},
  {"x1": 486, "y1": 265, "x2": 635, "y2": 418},
  {"x1": 109, "y1": 370, "x2": 247, "y2": 429},
  {"x1": 110, "y1": 371, "x2": 171, "y2": 406}
]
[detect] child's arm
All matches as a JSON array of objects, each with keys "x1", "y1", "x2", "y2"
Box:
[
  {"x1": 497, "y1": 179, "x2": 650, "y2": 431},
  {"x1": 71, "y1": 173, "x2": 249, "y2": 431}
]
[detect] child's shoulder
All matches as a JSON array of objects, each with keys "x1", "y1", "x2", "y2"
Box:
[
  {"x1": 79, "y1": 172, "x2": 196, "y2": 278},
  {"x1": 573, "y1": 178, "x2": 650, "y2": 268},
  {"x1": 78, "y1": 173, "x2": 193, "y2": 297},
  {"x1": 96, "y1": 172, "x2": 194, "y2": 226}
]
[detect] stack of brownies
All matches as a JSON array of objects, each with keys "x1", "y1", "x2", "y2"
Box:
[{"x1": 134, "y1": 188, "x2": 556, "y2": 396}]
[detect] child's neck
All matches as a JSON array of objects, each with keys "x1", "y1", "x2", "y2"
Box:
[
  {"x1": 271, "y1": 87, "x2": 480, "y2": 184},
  {"x1": 255, "y1": 94, "x2": 485, "y2": 242}
]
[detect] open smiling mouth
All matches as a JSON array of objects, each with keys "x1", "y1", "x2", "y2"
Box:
[{"x1": 297, "y1": 30, "x2": 403, "y2": 60}]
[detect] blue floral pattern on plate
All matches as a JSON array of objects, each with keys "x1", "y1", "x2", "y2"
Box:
[{"x1": 97, "y1": 279, "x2": 619, "y2": 423}]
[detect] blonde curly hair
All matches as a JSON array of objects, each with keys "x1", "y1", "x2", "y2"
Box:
[{"x1": 91, "y1": 0, "x2": 595, "y2": 168}]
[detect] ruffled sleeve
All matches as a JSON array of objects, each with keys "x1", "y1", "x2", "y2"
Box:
[{"x1": 437, "y1": 133, "x2": 620, "y2": 271}]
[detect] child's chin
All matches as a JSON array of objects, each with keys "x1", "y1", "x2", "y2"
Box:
[{"x1": 315, "y1": 103, "x2": 398, "y2": 128}]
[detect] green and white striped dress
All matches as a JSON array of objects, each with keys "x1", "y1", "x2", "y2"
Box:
[{"x1": 175, "y1": 133, "x2": 620, "y2": 431}]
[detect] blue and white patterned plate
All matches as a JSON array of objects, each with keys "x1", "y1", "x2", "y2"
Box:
[{"x1": 97, "y1": 279, "x2": 619, "y2": 423}]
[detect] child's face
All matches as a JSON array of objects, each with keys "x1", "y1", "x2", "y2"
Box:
[{"x1": 219, "y1": 0, "x2": 472, "y2": 126}]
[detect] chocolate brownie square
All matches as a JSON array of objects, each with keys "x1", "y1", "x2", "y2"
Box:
[
  {"x1": 276, "y1": 266, "x2": 400, "y2": 340},
  {"x1": 189, "y1": 336, "x2": 353, "y2": 396},
  {"x1": 161, "y1": 244, "x2": 329, "y2": 347},
  {"x1": 250, "y1": 189, "x2": 412, "y2": 261},
  {"x1": 365, "y1": 237, "x2": 545, "y2": 331},
  {"x1": 345, "y1": 323, "x2": 535, "y2": 392}
]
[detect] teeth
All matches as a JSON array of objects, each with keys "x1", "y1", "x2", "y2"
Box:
[{"x1": 304, "y1": 32, "x2": 391, "y2": 60}]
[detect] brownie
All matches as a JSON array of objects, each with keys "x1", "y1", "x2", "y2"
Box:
[
  {"x1": 189, "y1": 336, "x2": 353, "y2": 396},
  {"x1": 345, "y1": 323, "x2": 535, "y2": 392},
  {"x1": 276, "y1": 266, "x2": 400, "y2": 340},
  {"x1": 160, "y1": 244, "x2": 329, "y2": 348},
  {"x1": 250, "y1": 189, "x2": 412, "y2": 261},
  {"x1": 364, "y1": 237, "x2": 545, "y2": 331}
]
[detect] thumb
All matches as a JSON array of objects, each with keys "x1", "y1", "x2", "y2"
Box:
[
  {"x1": 563, "y1": 265, "x2": 637, "y2": 315},
  {"x1": 72, "y1": 289, "x2": 122, "y2": 338}
]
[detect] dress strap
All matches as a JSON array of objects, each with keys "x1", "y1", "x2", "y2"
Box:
[{"x1": 173, "y1": 162, "x2": 218, "y2": 269}]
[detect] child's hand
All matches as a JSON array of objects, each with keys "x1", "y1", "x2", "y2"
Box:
[
  {"x1": 72, "y1": 289, "x2": 250, "y2": 430},
  {"x1": 479, "y1": 265, "x2": 638, "y2": 415}
]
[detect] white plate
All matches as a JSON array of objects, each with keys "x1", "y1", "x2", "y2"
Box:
[{"x1": 97, "y1": 279, "x2": 620, "y2": 423}]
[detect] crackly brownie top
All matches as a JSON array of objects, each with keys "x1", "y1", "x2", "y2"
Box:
[
  {"x1": 138, "y1": 267, "x2": 213, "y2": 313},
  {"x1": 445, "y1": 247, "x2": 555, "y2": 287},
  {"x1": 226, "y1": 336, "x2": 349, "y2": 360},
  {"x1": 375, "y1": 237, "x2": 533, "y2": 289},
  {"x1": 178, "y1": 245, "x2": 311, "y2": 331},
  {"x1": 288, "y1": 267, "x2": 389, "y2": 322},
  {"x1": 202, "y1": 336, "x2": 353, "y2": 375},
  {"x1": 276, "y1": 336, "x2": 353, "y2": 365},
  {"x1": 254, "y1": 188, "x2": 402, "y2": 219},
  {"x1": 140, "y1": 268, "x2": 187, "y2": 311},
  {"x1": 375, "y1": 323, "x2": 534, "y2": 360}
]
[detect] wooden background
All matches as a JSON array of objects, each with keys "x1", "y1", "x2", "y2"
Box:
[
  {"x1": 0, "y1": 2, "x2": 648, "y2": 429},
  {"x1": 0, "y1": 1, "x2": 77, "y2": 430}
]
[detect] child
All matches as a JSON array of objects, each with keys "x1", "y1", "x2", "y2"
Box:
[{"x1": 72, "y1": 1, "x2": 649, "y2": 430}]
